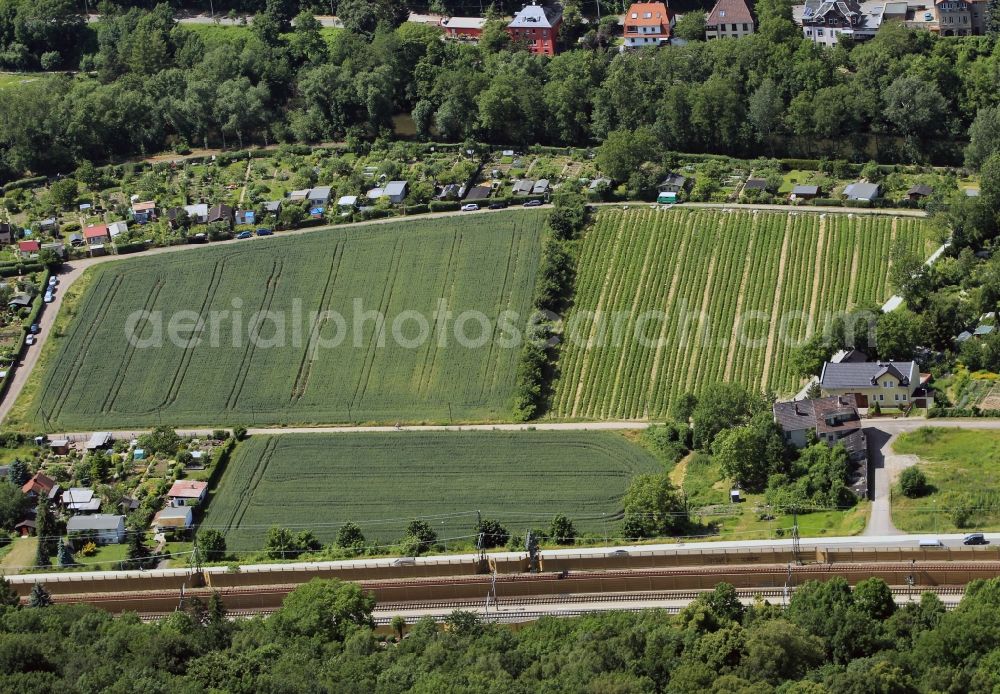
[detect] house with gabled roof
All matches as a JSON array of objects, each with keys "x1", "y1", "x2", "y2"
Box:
[
  {"x1": 843, "y1": 181, "x2": 880, "y2": 202},
  {"x1": 819, "y1": 360, "x2": 920, "y2": 408},
  {"x1": 67, "y1": 514, "x2": 125, "y2": 544},
  {"x1": 773, "y1": 394, "x2": 869, "y2": 496},
  {"x1": 797, "y1": 0, "x2": 884, "y2": 46},
  {"x1": 167, "y1": 479, "x2": 208, "y2": 506},
  {"x1": 706, "y1": 0, "x2": 756, "y2": 38},
  {"x1": 507, "y1": 2, "x2": 563, "y2": 56},
  {"x1": 623, "y1": 2, "x2": 673, "y2": 47},
  {"x1": 22, "y1": 472, "x2": 59, "y2": 500},
  {"x1": 17, "y1": 240, "x2": 39, "y2": 257},
  {"x1": 441, "y1": 16, "x2": 488, "y2": 39}
]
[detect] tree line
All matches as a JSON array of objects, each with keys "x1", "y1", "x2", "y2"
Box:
[
  {"x1": 5, "y1": 573, "x2": 1000, "y2": 691},
  {"x1": 0, "y1": 0, "x2": 999, "y2": 182}
]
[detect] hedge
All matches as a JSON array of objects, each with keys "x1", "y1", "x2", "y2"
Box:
[
  {"x1": 2, "y1": 176, "x2": 46, "y2": 193},
  {"x1": 116, "y1": 241, "x2": 149, "y2": 255},
  {"x1": 928, "y1": 407, "x2": 1000, "y2": 418},
  {"x1": 780, "y1": 159, "x2": 823, "y2": 171},
  {"x1": 404, "y1": 204, "x2": 429, "y2": 215},
  {"x1": 429, "y1": 201, "x2": 461, "y2": 212}
]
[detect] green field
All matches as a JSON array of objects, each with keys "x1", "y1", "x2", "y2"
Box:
[
  {"x1": 202, "y1": 431, "x2": 662, "y2": 551},
  {"x1": 892, "y1": 428, "x2": 1000, "y2": 533},
  {"x1": 18, "y1": 213, "x2": 544, "y2": 428},
  {"x1": 552, "y1": 208, "x2": 936, "y2": 419}
]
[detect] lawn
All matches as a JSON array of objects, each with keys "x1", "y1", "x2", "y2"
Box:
[
  {"x1": 0, "y1": 537, "x2": 37, "y2": 573},
  {"x1": 202, "y1": 431, "x2": 662, "y2": 551},
  {"x1": 892, "y1": 427, "x2": 1000, "y2": 533},
  {"x1": 12, "y1": 212, "x2": 545, "y2": 429},
  {"x1": 675, "y1": 452, "x2": 868, "y2": 541},
  {"x1": 551, "y1": 207, "x2": 937, "y2": 419}
]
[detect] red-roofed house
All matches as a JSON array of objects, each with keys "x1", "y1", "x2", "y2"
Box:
[
  {"x1": 84, "y1": 224, "x2": 110, "y2": 246},
  {"x1": 705, "y1": 0, "x2": 756, "y2": 38},
  {"x1": 441, "y1": 16, "x2": 487, "y2": 39},
  {"x1": 623, "y1": 2, "x2": 673, "y2": 47},
  {"x1": 17, "y1": 240, "x2": 40, "y2": 256},
  {"x1": 22, "y1": 472, "x2": 59, "y2": 500},
  {"x1": 167, "y1": 479, "x2": 208, "y2": 506}
]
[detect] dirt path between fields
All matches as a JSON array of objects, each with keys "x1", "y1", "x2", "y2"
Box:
[
  {"x1": 759, "y1": 215, "x2": 794, "y2": 390},
  {"x1": 723, "y1": 213, "x2": 758, "y2": 381},
  {"x1": 806, "y1": 214, "x2": 826, "y2": 337}
]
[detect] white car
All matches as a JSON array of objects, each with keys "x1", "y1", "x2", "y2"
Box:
[
  {"x1": 48, "y1": 276, "x2": 57, "y2": 287},
  {"x1": 460, "y1": 204, "x2": 479, "y2": 212},
  {"x1": 25, "y1": 335, "x2": 35, "y2": 346},
  {"x1": 43, "y1": 292, "x2": 53, "y2": 303}
]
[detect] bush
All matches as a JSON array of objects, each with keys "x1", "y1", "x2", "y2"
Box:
[
  {"x1": 951, "y1": 500, "x2": 974, "y2": 529},
  {"x1": 428, "y1": 200, "x2": 460, "y2": 212},
  {"x1": 899, "y1": 467, "x2": 929, "y2": 498}
]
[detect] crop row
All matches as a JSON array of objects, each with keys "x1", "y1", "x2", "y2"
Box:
[{"x1": 553, "y1": 209, "x2": 934, "y2": 419}]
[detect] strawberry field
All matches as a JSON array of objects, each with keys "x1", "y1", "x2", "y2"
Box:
[
  {"x1": 552, "y1": 208, "x2": 937, "y2": 420},
  {"x1": 203, "y1": 431, "x2": 662, "y2": 550}
]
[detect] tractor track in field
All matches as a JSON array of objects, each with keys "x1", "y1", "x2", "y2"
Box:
[
  {"x1": 290, "y1": 245, "x2": 343, "y2": 403},
  {"x1": 102, "y1": 278, "x2": 165, "y2": 414},
  {"x1": 352, "y1": 238, "x2": 404, "y2": 408},
  {"x1": 224, "y1": 259, "x2": 284, "y2": 411},
  {"x1": 159, "y1": 258, "x2": 229, "y2": 412},
  {"x1": 48, "y1": 272, "x2": 126, "y2": 423}
]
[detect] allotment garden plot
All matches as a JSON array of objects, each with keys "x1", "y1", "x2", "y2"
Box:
[
  {"x1": 22, "y1": 212, "x2": 544, "y2": 428},
  {"x1": 553, "y1": 208, "x2": 937, "y2": 420},
  {"x1": 202, "y1": 431, "x2": 661, "y2": 550}
]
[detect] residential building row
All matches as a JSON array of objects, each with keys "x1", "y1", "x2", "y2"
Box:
[
  {"x1": 794, "y1": 0, "x2": 990, "y2": 46},
  {"x1": 772, "y1": 353, "x2": 932, "y2": 498}
]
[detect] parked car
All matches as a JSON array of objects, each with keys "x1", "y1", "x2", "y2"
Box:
[
  {"x1": 25, "y1": 335, "x2": 35, "y2": 346},
  {"x1": 47, "y1": 276, "x2": 57, "y2": 287},
  {"x1": 28, "y1": 324, "x2": 39, "y2": 334},
  {"x1": 43, "y1": 292, "x2": 53, "y2": 304},
  {"x1": 460, "y1": 204, "x2": 479, "y2": 212},
  {"x1": 488, "y1": 202, "x2": 507, "y2": 210},
  {"x1": 236, "y1": 230, "x2": 253, "y2": 239},
  {"x1": 964, "y1": 533, "x2": 989, "y2": 545},
  {"x1": 256, "y1": 227, "x2": 273, "y2": 236},
  {"x1": 523, "y1": 200, "x2": 543, "y2": 207}
]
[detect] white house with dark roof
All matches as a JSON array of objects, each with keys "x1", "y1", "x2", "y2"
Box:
[
  {"x1": 67, "y1": 514, "x2": 126, "y2": 544},
  {"x1": 819, "y1": 360, "x2": 920, "y2": 408}
]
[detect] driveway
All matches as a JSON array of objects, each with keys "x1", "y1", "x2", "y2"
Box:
[{"x1": 864, "y1": 418, "x2": 1000, "y2": 535}]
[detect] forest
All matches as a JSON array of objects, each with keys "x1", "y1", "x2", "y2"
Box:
[
  {"x1": 4, "y1": 576, "x2": 1000, "y2": 692},
  {"x1": 0, "y1": 0, "x2": 998, "y2": 182}
]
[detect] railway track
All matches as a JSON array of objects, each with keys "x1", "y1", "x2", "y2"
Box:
[{"x1": 132, "y1": 585, "x2": 967, "y2": 623}]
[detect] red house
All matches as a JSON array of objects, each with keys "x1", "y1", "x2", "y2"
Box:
[
  {"x1": 441, "y1": 16, "x2": 487, "y2": 39},
  {"x1": 17, "y1": 240, "x2": 40, "y2": 256},
  {"x1": 507, "y1": 2, "x2": 563, "y2": 56},
  {"x1": 84, "y1": 224, "x2": 110, "y2": 246}
]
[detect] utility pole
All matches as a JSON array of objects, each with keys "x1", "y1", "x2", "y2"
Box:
[
  {"x1": 783, "y1": 564, "x2": 793, "y2": 605},
  {"x1": 791, "y1": 508, "x2": 802, "y2": 565}
]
